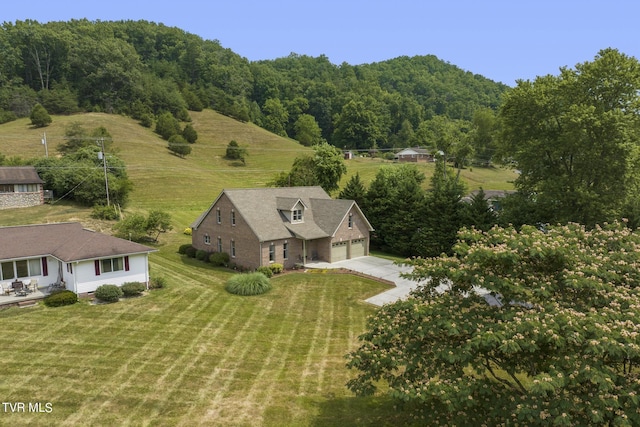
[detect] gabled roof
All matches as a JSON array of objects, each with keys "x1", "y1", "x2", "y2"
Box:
[
  {"x1": 0, "y1": 222, "x2": 156, "y2": 262},
  {"x1": 0, "y1": 166, "x2": 44, "y2": 185},
  {"x1": 396, "y1": 147, "x2": 431, "y2": 156},
  {"x1": 276, "y1": 197, "x2": 307, "y2": 211},
  {"x1": 192, "y1": 186, "x2": 373, "y2": 242}
]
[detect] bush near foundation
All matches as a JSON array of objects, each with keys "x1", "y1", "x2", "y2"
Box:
[
  {"x1": 43, "y1": 290, "x2": 78, "y2": 307},
  {"x1": 121, "y1": 282, "x2": 145, "y2": 297},
  {"x1": 94, "y1": 284, "x2": 123, "y2": 303}
]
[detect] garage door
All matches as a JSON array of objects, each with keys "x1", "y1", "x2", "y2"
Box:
[
  {"x1": 350, "y1": 239, "x2": 366, "y2": 258},
  {"x1": 331, "y1": 241, "x2": 348, "y2": 262}
]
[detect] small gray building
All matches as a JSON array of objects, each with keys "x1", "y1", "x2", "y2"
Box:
[{"x1": 0, "y1": 166, "x2": 45, "y2": 210}]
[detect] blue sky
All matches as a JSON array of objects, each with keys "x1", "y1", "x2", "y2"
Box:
[{"x1": 3, "y1": 0, "x2": 638, "y2": 86}]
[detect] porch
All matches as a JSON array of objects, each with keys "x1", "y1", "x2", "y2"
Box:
[{"x1": 0, "y1": 288, "x2": 47, "y2": 308}]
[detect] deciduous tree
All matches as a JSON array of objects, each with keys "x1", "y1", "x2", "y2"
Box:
[
  {"x1": 498, "y1": 48, "x2": 640, "y2": 226},
  {"x1": 347, "y1": 222, "x2": 640, "y2": 426}
]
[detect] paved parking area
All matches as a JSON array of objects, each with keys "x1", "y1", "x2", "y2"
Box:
[{"x1": 306, "y1": 256, "x2": 426, "y2": 306}]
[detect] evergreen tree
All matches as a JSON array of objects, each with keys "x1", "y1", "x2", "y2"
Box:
[
  {"x1": 167, "y1": 135, "x2": 191, "y2": 158},
  {"x1": 365, "y1": 165, "x2": 425, "y2": 255},
  {"x1": 412, "y1": 157, "x2": 466, "y2": 257},
  {"x1": 30, "y1": 103, "x2": 51, "y2": 127},
  {"x1": 461, "y1": 188, "x2": 497, "y2": 231},
  {"x1": 339, "y1": 173, "x2": 367, "y2": 207},
  {"x1": 182, "y1": 123, "x2": 198, "y2": 143}
]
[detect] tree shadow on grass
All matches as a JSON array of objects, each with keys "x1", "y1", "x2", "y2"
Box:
[{"x1": 309, "y1": 394, "x2": 421, "y2": 427}]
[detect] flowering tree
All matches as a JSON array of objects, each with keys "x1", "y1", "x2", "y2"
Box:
[{"x1": 347, "y1": 223, "x2": 640, "y2": 426}]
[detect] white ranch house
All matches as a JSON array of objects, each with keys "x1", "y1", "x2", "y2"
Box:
[{"x1": 0, "y1": 222, "x2": 156, "y2": 298}]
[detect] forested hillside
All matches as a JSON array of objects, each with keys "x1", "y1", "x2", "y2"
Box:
[{"x1": 0, "y1": 19, "x2": 507, "y2": 157}]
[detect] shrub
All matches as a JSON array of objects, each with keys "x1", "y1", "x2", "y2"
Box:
[
  {"x1": 183, "y1": 227, "x2": 192, "y2": 235},
  {"x1": 43, "y1": 290, "x2": 78, "y2": 307},
  {"x1": 225, "y1": 272, "x2": 272, "y2": 296},
  {"x1": 256, "y1": 266, "x2": 273, "y2": 278},
  {"x1": 209, "y1": 252, "x2": 230, "y2": 266},
  {"x1": 195, "y1": 249, "x2": 208, "y2": 261},
  {"x1": 94, "y1": 284, "x2": 123, "y2": 303},
  {"x1": 178, "y1": 243, "x2": 193, "y2": 255},
  {"x1": 270, "y1": 263, "x2": 284, "y2": 274},
  {"x1": 121, "y1": 282, "x2": 145, "y2": 297},
  {"x1": 149, "y1": 276, "x2": 167, "y2": 289},
  {"x1": 91, "y1": 204, "x2": 119, "y2": 220},
  {"x1": 185, "y1": 246, "x2": 197, "y2": 258}
]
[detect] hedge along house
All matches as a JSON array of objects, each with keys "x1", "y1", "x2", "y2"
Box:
[
  {"x1": 0, "y1": 166, "x2": 45, "y2": 209},
  {"x1": 0, "y1": 223, "x2": 156, "y2": 297},
  {"x1": 190, "y1": 187, "x2": 374, "y2": 270}
]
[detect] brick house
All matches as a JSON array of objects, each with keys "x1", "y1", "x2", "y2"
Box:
[
  {"x1": 395, "y1": 147, "x2": 433, "y2": 162},
  {"x1": 0, "y1": 166, "x2": 45, "y2": 209},
  {"x1": 190, "y1": 187, "x2": 374, "y2": 270}
]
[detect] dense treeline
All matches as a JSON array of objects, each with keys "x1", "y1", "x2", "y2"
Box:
[{"x1": 0, "y1": 19, "x2": 507, "y2": 157}]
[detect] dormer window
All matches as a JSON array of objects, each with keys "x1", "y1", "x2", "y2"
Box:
[{"x1": 292, "y1": 209, "x2": 303, "y2": 222}]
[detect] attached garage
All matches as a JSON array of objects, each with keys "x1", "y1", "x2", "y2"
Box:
[
  {"x1": 350, "y1": 239, "x2": 366, "y2": 258},
  {"x1": 331, "y1": 241, "x2": 348, "y2": 262}
]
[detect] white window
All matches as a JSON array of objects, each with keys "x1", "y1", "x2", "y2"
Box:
[
  {"x1": 269, "y1": 243, "x2": 275, "y2": 262},
  {"x1": 348, "y1": 213, "x2": 353, "y2": 228},
  {"x1": 0, "y1": 258, "x2": 42, "y2": 280},
  {"x1": 217, "y1": 237, "x2": 223, "y2": 252},
  {"x1": 204, "y1": 234, "x2": 211, "y2": 245},
  {"x1": 101, "y1": 257, "x2": 124, "y2": 273},
  {"x1": 231, "y1": 210, "x2": 236, "y2": 226},
  {"x1": 231, "y1": 240, "x2": 236, "y2": 258},
  {"x1": 216, "y1": 209, "x2": 221, "y2": 224},
  {"x1": 283, "y1": 242, "x2": 288, "y2": 260},
  {"x1": 292, "y1": 209, "x2": 303, "y2": 221},
  {"x1": 15, "y1": 184, "x2": 38, "y2": 192}
]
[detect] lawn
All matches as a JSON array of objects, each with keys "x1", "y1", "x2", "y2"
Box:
[
  {"x1": 0, "y1": 111, "x2": 517, "y2": 425},
  {"x1": 0, "y1": 249, "x2": 411, "y2": 426}
]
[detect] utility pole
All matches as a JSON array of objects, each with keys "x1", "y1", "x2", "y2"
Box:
[
  {"x1": 97, "y1": 138, "x2": 110, "y2": 206},
  {"x1": 41, "y1": 133, "x2": 48, "y2": 157}
]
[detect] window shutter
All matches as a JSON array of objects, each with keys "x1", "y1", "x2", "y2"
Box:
[
  {"x1": 42, "y1": 257, "x2": 48, "y2": 276},
  {"x1": 124, "y1": 256, "x2": 130, "y2": 271},
  {"x1": 95, "y1": 260, "x2": 101, "y2": 276}
]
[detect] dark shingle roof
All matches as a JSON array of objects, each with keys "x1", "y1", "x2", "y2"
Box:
[
  {"x1": 0, "y1": 166, "x2": 44, "y2": 185},
  {"x1": 0, "y1": 222, "x2": 155, "y2": 262}
]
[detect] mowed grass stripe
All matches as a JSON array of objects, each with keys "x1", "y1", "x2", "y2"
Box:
[
  {"x1": 65, "y1": 289, "x2": 229, "y2": 425},
  {"x1": 229, "y1": 278, "x2": 309, "y2": 426},
  {"x1": 181, "y1": 298, "x2": 276, "y2": 426},
  {"x1": 120, "y1": 295, "x2": 245, "y2": 426}
]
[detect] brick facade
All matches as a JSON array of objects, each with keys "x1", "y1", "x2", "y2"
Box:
[{"x1": 191, "y1": 188, "x2": 373, "y2": 271}]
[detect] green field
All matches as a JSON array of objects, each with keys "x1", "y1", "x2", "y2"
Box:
[{"x1": 0, "y1": 111, "x2": 515, "y2": 425}]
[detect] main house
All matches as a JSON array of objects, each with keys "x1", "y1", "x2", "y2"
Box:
[
  {"x1": 190, "y1": 187, "x2": 374, "y2": 270},
  {"x1": 0, "y1": 223, "x2": 156, "y2": 296},
  {"x1": 0, "y1": 166, "x2": 45, "y2": 209}
]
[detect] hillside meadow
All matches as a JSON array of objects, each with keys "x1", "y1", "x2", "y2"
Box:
[
  {"x1": 0, "y1": 111, "x2": 516, "y2": 425},
  {"x1": 0, "y1": 110, "x2": 516, "y2": 232}
]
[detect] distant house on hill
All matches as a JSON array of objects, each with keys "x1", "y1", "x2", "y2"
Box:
[
  {"x1": 190, "y1": 187, "x2": 374, "y2": 270},
  {"x1": 0, "y1": 166, "x2": 45, "y2": 210},
  {"x1": 395, "y1": 147, "x2": 433, "y2": 162}
]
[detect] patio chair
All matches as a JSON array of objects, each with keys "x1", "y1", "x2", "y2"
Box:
[{"x1": 29, "y1": 279, "x2": 38, "y2": 292}]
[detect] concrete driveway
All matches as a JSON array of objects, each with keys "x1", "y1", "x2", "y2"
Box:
[{"x1": 306, "y1": 256, "x2": 425, "y2": 306}]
